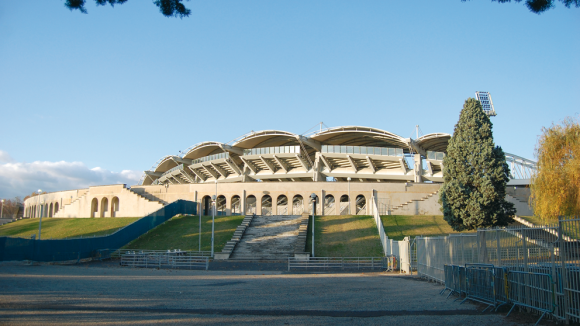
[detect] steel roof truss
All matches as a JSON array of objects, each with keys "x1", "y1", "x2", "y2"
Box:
[
  {"x1": 366, "y1": 156, "x2": 376, "y2": 173},
  {"x1": 295, "y1": 154, "x2": 309, "y2": 170},
  {"x1": 202, "y1": 164, "x2": 219, "y2": 179},
  {"x1": 346, "y1": 155, "x2": 358, "y2": 173},
  {"x1": 259, "y1": 156, "x2": 277, "y2": 173},
  {"x1": 399, "y1": 158, "x2": 408, "y2": 174},
  {"x1": 240, "y1": 157, "x2": 257, "y2": 174},
  {"x1": 188, "y1": 167, "x2": 207, "y2": 182},
  {"x1": 272, "y1": 155, "x2": 288, "y2": 173},
  {"x1": 319, "y1": 154, "x2": 333, "y2": 172},
  {"x1": 210, "y1": 162, "x2": 228, "y2": 178},
  {"x1": 225, "y1": 159, "x2": 242, "y2": 176}
]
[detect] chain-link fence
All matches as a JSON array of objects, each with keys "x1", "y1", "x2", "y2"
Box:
[
  {"x1": 0, "y1": 200, "x2": 197, "y2": 263},
  {"x1": 415, "y1": 217, "x2": 580, "y2": 324}
]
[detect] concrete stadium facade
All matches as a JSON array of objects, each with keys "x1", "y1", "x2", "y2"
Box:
[{"x1": 23, "y1": 126, "x2": 535, "y2": 218}]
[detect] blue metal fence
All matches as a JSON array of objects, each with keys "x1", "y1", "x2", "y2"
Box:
[{"x1": 0, "y1": 200, "x2": 197, "y2": 262}]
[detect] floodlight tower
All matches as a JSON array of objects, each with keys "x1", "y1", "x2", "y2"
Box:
[{"x1": 475, "y1": 91, "x2": 497, "y2": 117}]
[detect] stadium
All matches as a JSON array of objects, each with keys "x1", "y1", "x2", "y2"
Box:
[{"x1": 23, "y1": 124, "x2": 536, "y2": 219}]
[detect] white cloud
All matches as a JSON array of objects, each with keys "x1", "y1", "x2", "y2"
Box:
[
  {"x1": 0, "y1": 154, "x2": 141, "y2": 199},
  {"x1": 0, "y1": 150, "x2": 15, "y2": 163}
]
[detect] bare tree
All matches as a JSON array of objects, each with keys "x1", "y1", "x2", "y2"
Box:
[{"x1": 1, "y1": 197, "x2": 24, "y2": 219}]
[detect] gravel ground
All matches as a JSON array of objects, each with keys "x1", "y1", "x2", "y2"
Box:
[{"x1": 0, "y1": 261, "x2": 545, "y2": 325}]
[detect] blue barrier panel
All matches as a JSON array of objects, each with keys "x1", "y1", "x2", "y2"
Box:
[{"x1": 0, "y1": 200, "x2": 197, "y2": 262}]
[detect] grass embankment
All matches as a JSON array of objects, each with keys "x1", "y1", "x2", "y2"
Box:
[
  {"x1": 381, "y1": 215, "x2": 472, "y2": 240},
  {"x1": 306, "y1": 215, "x2": 383, "y2": 257},
  {"x1": 125, "y1": 215, "x2": 244, "y2": 251},
  {"x1": 0, "y1": 217, "x2": 140, "y2": 239},
  {"x1": 518, "y1": 215, "x2": 554, "y2": 226}
]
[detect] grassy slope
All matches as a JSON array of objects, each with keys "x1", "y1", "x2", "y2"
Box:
[
  {"x1": 0, "y1": 217, "x2": 140, "y2": 239},
  {"x1": 306, "y1": 215, "x2": 383, "y2": 257},
  {"x1": 518, "y1": 215, "x2": 555, "y2": 226},
  {"x1": 381, "y1": 215, "x2": 471, "y2": 240},
  {"x1": 125, "y1": 215, "x2": 244, "y2": 251}
]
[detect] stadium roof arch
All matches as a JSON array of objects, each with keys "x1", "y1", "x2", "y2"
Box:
[
  {"x1": 309, "y1": 126, "x2": 411, "y2": 150},
  {"x1": 182, "y1": 141, "x2": 243, "y2": 160},
  {"x1": 139, "y1": 125, "x2": 538, "y2": 186},
  {"x1": 232, "y1": 130, "x2": 301, "y2": 149},
  {"x1": 415, "y1": 133, "x2": 451, "y2": 153}
]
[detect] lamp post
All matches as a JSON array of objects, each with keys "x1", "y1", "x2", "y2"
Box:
[
  {"x1": 36, "y1": 189, "x2": 43, "y2": 240},
  {"x1": 211, "y1": 195, "x2": 216, "y2": 257},
  {"x1": 214, "y1": 180, "x2": 218, "y2": 215},
  {"x1": 1, "y1": 199, "x2": 4, "y2": 219},
  {"x1": 199, "y1": 197, "x2": 202, "y2": 252},
  {"x1": 310, "y1": 193, "x2": 316, "y2": 257},
  {"x1": 347, "y1": 177, "x2": 351, "y2": 215}
]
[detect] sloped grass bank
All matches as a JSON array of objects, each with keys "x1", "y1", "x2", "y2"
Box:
[
  {"x1": 306, "y1": 215, "x2": 383, "y2": 257},
  {"x1": 125, "y1": 214, "x2": 244, "y2": 251},
  {"x1": 380, "y1": 215, "x2": 470, "y2": 240},
  {"x1": 518, "y1": 215, "x2": 553, "y2": 226},
  {"x1": 0, "y1": 217, "x2": 140, "y2": 239}
]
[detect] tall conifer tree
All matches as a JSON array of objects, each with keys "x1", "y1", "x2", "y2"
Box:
[{"x1": 440, "y1": 98, "x2": 515, "y2": 231}]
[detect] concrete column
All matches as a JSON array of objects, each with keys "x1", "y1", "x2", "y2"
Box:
[
  {"x1": 349, "y1": 195, "x2": 353, "y2": 215},
  {"x1": 194, "y1": 190, "x2": 198, "y2": 215},
  {"x1": 241, "y1": 190, "x2": 246, "y2": 216},
  {"x1": 414, "y1": 154, "x2": 423, "y2": 183},
  {"x1": 256, "y1": 194, "x2": 262, "y2": 215},
  {"x1": 320, "y1": 190, "x2": 325, "y2": 215}
]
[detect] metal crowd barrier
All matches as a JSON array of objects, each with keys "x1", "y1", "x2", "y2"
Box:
[
  {"x1": 384, "y1": 255, "x2": 398, "y2": 272},
  {"x1": 287, "y1": 257, "x2": 385, "y2": 271},
  {"x1": 109, "y1": 249, "x2": 212, "y2": 258},
  {"x1": 120, "y1": 251, "x2": 209, "y2": 270},
  {"x1": 506, "y1": 271, "x2": 556, "y2": 325},
  {"x1": 460, "y1": 264, "x2": 507, "y2": 312},
  {"x1": 443, "y1": 264, "x2": 558, "y2": 325},
  {"x1": 441, "y1": 265, "x2": 467, "y2": 299}
]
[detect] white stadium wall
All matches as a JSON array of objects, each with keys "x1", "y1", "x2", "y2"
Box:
[{"x1": 22, "y1": 126, "x2": 536, "y2": 218}]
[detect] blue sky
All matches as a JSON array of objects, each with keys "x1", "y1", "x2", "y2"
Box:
[{"x1": 0, "y1": 0, "x2": 578, "y2": 198}]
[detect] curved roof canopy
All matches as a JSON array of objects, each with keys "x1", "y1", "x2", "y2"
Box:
[
  {"x1": 232, "y1": 130, "x2": 300, "y2": 149},
  {"x1": 182, "y1": 142, "x2": 227, "y2": 160},
  {"x1": 310, "y1": 126, "x2": 410, "y2": 149},
  {"x1": 152, "y1": 155, "x2": 179, "y2": 173},
  {"x1": 415, "y1": 133, "x2": 451, "y2": 153}
]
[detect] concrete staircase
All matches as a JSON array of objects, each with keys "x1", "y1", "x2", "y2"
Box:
[
  {"x1": 229, "y1": 214, "x2": 303, "y2": 260},
  {"x1": 54, "y1": 189, "x2": 89, "y2": 218},
  {"x1": 214, "y1": 215, "x2": 255, "y2": 259},
  {"x1": 506, "y1": 194, "x2": 533, "y2": 216},
  {"x1": 391, "y1": 191, "x2": 439, "y2": 213},
  {"x1": 126, "y1": 188, "x2": 168, "y2": 205},
  {"x1": 293, "y1": 214, "x2": 310, "y2": 256}
]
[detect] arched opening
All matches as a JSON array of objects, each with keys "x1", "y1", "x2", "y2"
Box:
[
  {"x1": 356, "y1": 195, "x2": 366, "y2": 215},
  {"x1": 91, "y1": 198, "x2": 98, "y2": 218},
  {"x1": 308, "y1": 195, "x2": 320, "y2": 215},
  {"x1": 261, "y1": 195, "x2": 272, "y2": 216},
  {"x1": 44, "y1": 204, "x2": 48, "y2": 217},
  {"x1": 231, "y1": 195, "x2": 241, "y2": 215},
  {"x1": 49, "y1": 203, "x2": 54, "y2": 217},
  {"x1": 54, "y1": 202, "x2": 59, "y2": 215},
  {"x1": 216, "y1": 195, "x2": 226, "y2": 215},
  {"x1": 324, "y1": 195, "x2": 335, "y2": 215},
  {"x1": 340, "y1": 195, "x2": 349, "y2": 215},
  {"x1": 202, "y1": 195, "x2": 211, "y2": 216},
  {"x1": 111, "y1": 197, "x2": 120, "y2": 217},
  {"x1": 277, "y1": 195, "x2": 288, "y2": 215},
  {"x1": 101, "y1": 198, "x2": 109, "y2": 218},
  {"x1": 292, "y1": 195, "x2": 304, "y2": 215},
  {"x1": 246, "y1": 195, "x2": 256, "y2": 215}
]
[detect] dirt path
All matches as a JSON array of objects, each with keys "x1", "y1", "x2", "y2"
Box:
[{"x1": 0, "y1": 261, "x2": 532, "y2": 325}]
